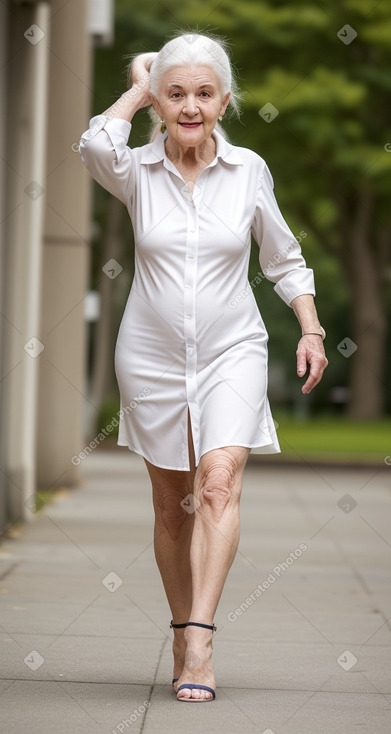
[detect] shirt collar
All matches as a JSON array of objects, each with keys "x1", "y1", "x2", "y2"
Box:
[{"x1": 139, "y1": 127, "x2": 243, "y2": 166}]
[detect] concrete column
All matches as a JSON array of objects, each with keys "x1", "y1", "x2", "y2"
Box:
[
  {"x1": 0, "y1": 0, "x2": 8, "y2": 535},
  {"x1": 36, "y1": 0, "x2": 92, "y2": 487},
  {"x1": 2, "y1": 2, "x2": 51, "y2": 523}
]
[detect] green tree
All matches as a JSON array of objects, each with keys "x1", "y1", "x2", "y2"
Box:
[
  {"x1": 92, "y1": 0, "x2": 391, "y2": 418},
  {"x1": 219, "y1": 0, "x2": 391, "y2": 419}
]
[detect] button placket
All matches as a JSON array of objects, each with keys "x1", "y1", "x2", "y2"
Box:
[
  {"x1": 181, "y1": 173, "x2": 208, "y2": 466},
  {"x1": 183, "y1": 194, "x2": 198, "y2": 404}
]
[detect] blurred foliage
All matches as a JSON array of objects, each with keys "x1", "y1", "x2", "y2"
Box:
[
  {"x1": 91, "y1": 0, "x2": 391, "y2": 415},
  {"x1": 98, "y1": 395, "x2": 391, "y2": 464},
  {"x1": 270, "y1": 416, "x2": 391, "y2": 463}
]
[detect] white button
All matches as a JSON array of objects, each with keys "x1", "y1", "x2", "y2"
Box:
[{"x1": 190, "y1": 227, "x2": 196, "y2": 233}]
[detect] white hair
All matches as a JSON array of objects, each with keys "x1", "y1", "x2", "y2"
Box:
[{"x1": 128, "y1": 32, "x2": 241, "y2": 141}]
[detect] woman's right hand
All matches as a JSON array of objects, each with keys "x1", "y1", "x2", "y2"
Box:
[
  {"x1": 102, "y1": 52, "x2": 158, "y2": 120},
  {"x1": 128, "y1": 52, "x2": 158, "y2": 110}
]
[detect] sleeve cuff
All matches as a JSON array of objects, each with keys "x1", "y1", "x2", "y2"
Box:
[
  {"x1": 80, "y1": 114, "x2": 132, "y2": 143},
  {"x1": 273, "y1": 269, "x2": 316, "y2": 307},
  {"x1": 79, "y1": 115, "x2": 132, "y2": 164}
]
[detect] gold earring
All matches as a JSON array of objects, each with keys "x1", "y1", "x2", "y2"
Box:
[{"x1": 160, "y1": 119, "x2": 166, "y2": 133}]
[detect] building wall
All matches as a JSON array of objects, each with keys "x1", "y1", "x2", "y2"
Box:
[
  {"x1": 0, "y1": 0, "x2": 93, "y2": 534},
  {"x1": 0, "y1": 0, "x2": 9, "y2": 536},
  {"x1": 37, "y1": 0, "x2": 92, "y2": 488}
]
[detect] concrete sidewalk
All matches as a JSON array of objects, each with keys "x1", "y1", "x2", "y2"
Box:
[{"x1": 0, "y1": 450, "x2": 390, "y2": 733}]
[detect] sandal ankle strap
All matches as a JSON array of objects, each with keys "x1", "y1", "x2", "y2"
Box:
[
  {"x1": 170, "y1": 620, "x2": 187, "y2": 629},
  {"x1": 170, "y1": 619, "x2": 217, "y2": 631},
  {"x1": 186, "y1": 621, "x2": 217, "y2": 632}
]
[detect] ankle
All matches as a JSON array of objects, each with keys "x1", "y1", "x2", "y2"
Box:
[
  {"x1": 184, "y1": 626, "x2": 213, "y2": 647},
  {"x1": 173, "y1": 634, "x2": 186, "y2": 650}
]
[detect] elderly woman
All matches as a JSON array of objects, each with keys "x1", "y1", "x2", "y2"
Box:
[{"x1": 79, "y1": 32, "x2": 327, "y2": 702}]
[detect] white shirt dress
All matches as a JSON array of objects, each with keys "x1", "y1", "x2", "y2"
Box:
[{"x1": 79, "y1": 115, "x2": 316, "y2": 470}]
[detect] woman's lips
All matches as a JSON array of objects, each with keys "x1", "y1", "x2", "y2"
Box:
[{"x1": 179, "y1": 122, "x2": 202, "y2": 128}]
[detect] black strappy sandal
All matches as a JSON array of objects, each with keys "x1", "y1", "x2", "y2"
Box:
[{"x1": 171, "y1": 621, "x2": 217, "y2": 702}]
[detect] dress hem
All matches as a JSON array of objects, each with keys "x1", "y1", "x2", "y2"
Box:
[
  {"x1": 117, "y1": 440, "x2": 192, "y2": 470},
  {"x1": 117, "y1": 439, "x2": 281, "y2": 471}
]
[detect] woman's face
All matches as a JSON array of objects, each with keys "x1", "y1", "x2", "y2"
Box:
[{"x1": 153, "y1": 65, "x2": 230, "y2": 149}]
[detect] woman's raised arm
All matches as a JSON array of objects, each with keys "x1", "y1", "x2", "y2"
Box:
[
  {"x1": 102, "y1": 53, "x2": 158, "y2": 121},
  {"x1": 78, "y1": 54, "x2": 157, "y2": 204}
]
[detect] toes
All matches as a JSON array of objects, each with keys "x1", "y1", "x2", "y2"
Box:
[
  {"x1": 177, "y1": 687, "x2": 213, "y2": 700},
  {"x1": 178, "y1": 686, "x2": 195, "y2": 700},
  {"x1": 177, "y1": 686, "x2": 191, "y2": 698},
  {"x1": 197, "y1": 690, "x2": 212, "y2": 700}
]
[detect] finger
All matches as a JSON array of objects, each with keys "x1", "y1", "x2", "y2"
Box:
[
  {"x1": 145, "y1": 52, "x2": 159, "y2": 72},
  {"x1": 302, "y1": 357, "x2": 327, "y2": 394},
  {"x1": 296, "y1": 347, "x2": 308, "y2": 377}
]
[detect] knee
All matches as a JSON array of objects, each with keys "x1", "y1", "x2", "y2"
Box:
[
  {"x1": 198, "y1": 452, "x2": 240, "y2": 517},
  {"x1": 153, "y1": 483, "x2": 192, "y2": 539}
]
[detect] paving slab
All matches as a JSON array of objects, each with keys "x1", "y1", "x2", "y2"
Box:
[{"x1": 0, "y1": 450, "x2": 390, "y2": 733}]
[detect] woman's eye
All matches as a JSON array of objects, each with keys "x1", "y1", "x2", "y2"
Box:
[{"x1": 169, "y1": 91, "x2": 211, "y2": 99}]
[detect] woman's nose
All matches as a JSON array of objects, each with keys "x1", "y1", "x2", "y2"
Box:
[{"x1": 182, "y1": 96, "x2": 199, "y2": 115}]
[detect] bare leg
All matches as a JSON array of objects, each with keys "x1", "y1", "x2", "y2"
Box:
[
  {"x1": 144, "y1": 410, "x2": 196, "y2": 683},
  {"x1": 176, "y1": 445, "x2": 250, "y2": 700}
]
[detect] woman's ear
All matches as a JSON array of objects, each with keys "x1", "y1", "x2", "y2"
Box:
[
  {"x1": 151, "y1": 94, "x2": 163, "y2": 119},
  {"x1": 220, "y1": 91, "x2": 231, "y2": 117}
]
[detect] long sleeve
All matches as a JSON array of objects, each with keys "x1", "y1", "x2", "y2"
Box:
[
  {"x1": 251, "y1": 161, "x2": 315, "y2": 307},
  {"x1": 79, "y1": 115, "x2": 134, "y2": 206}
]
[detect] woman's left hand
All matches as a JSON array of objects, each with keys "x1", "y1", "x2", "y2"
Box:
[{"x1": 296, "y1": 335, "x2": 328, "y2": 394}]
